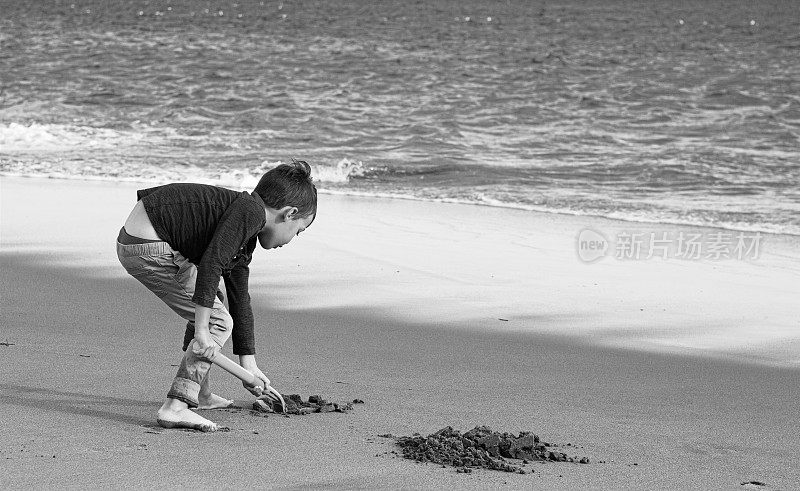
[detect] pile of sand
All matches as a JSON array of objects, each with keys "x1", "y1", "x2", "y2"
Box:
[
  {"x1": 253, "y1": 394, "x2": 363, "y2": 415},
  {"x1": 385, "y1": 426, "x2": 590, "y2": 474}
]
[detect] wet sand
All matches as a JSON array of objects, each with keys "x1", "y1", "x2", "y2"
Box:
[{"x1": 1, "y1": 177, "x2": 798, "y2": 489}]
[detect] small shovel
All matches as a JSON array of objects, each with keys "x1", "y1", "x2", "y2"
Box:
[{"x1": 208, "y1": 350, "x2": 286, "y2": 413}]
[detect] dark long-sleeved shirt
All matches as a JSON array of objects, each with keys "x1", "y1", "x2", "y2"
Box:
[{"x1": 137, "y1": 183, "x2": 266, "y2": 355}]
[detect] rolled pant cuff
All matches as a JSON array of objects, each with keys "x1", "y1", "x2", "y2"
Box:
[{"x1": 167, "y1": 377, "x2": 201, "y2": 408}]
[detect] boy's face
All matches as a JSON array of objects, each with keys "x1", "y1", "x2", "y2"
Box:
[{"x1": 258, "y1": 213, "x2": 314, "y2": 250}]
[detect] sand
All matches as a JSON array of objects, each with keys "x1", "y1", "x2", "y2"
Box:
[{"x1": 1, "y1": 176, "x2": 799, "y2": 489}]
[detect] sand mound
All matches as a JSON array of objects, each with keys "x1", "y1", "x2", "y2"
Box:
[
  {"x1": 385, "y1": 426, "x2": 590, "y2": 474},
  {"x1": 252, "y1": 394, "x2": 363, "y2": 415}
]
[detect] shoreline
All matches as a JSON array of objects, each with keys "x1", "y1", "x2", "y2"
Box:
[
  {"x1": 3, "y1": 173, "x2": 798, "y2": 239},
  {"x1": 1, "y1": 176, "x2": 799, "y2": 488}
]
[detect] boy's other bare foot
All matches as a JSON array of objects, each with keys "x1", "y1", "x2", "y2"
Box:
[
  {"x1": 197, "y1": 393, "x2": 234, "y2": 410},
  {"x1": 197, "y1": 372, "x2": 233, "y2": 409},
  {"x1": 157, "y1": 399, "x2": 222, "y2": 432}
]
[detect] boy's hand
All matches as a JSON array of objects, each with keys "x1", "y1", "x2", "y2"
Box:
[
  {"x1": 191, "y1": 328, "x2": 218, "y2": 360},
  {"x1": 191, "y1": 306, "x2": 218, "y2": 360},
  {"x1": 239, "y1": 355, "x2": 271, "y2": 395}
]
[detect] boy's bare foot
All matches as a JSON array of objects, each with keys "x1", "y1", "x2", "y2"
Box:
[
  {"x1": 196, "y1": 372, "x2": 233, "y2": 410},
  {"x1": 197, "y1": 393, "x2": 234, "y2": 410},
  {"x1": 157, "y1": 399, "x2": 222, "y2": 432}
]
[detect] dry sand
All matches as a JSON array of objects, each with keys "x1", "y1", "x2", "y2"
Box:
[{"x1": 1, "y1": 176, "x2": 799, "y2": 489}]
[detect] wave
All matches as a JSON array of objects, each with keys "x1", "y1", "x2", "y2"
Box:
[
  {"x1": 1, "y1": 154, "x2": 365, "y2": 194},
  {"x1": 312, "y1": 158, "x2": 365, "y2": 183},
  {"x1": 2, "y1": 122, "x2": 796, "y2": 237},
  {"x1": 0, "y1": 122, "x2": 129, "y2": 153}
]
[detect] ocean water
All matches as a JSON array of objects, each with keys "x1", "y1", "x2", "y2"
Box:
[{"x1": 1, "y1": 0, "x2": 799, "y2": 235}]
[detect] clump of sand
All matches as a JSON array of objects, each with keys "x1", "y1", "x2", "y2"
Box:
[
  {"x1": 253, "y1": 394, "x2": 363, "y2": 415},
  {"x1": 384, "y1": 426, "x2": 590, "y2": 474}
]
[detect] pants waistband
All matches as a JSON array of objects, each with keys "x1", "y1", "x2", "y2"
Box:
[{"x1": 116, "y1": 236, "x2": 172, "y2": 257}]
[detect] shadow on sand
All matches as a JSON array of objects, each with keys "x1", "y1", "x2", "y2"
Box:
[{"x1": 0, "y1": 383, "x2": 157, "y2": 427}]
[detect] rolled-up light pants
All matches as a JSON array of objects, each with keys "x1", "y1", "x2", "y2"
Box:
[{"x1": 116, "y1": 230, "x2": 232, "y2": 408}]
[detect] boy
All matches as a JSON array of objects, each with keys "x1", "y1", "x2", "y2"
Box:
[{"x1": 117, "y1": 161, "x2": 317, "y2": 432}]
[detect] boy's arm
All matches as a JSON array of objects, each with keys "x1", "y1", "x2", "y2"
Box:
[
  {"x1": 193, "y1": 197, "x2": 264, "y2": 311},
  {"x1": 224, "y1": 262, "x2": 270, "y2": 388},
  {"x1": 224, "y1": 262, "x2": 255, "y2": 356}
]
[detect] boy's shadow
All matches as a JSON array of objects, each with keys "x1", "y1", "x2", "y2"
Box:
[{"x1": 0, "y1": 383, "x2": 159, "y2": 427}]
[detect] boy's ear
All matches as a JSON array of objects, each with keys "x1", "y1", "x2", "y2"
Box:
[{"x1": 281, "y1": 206, "x2": 299, "y2": 221}]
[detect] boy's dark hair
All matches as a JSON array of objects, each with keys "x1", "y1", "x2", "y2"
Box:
[{"x1": 253, "y1": 160, "x2": 317, "y2": 219}]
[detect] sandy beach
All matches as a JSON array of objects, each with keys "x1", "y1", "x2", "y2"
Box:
[{"x1": 1, "y1": 176, "x2": 799, "y2": 490}]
